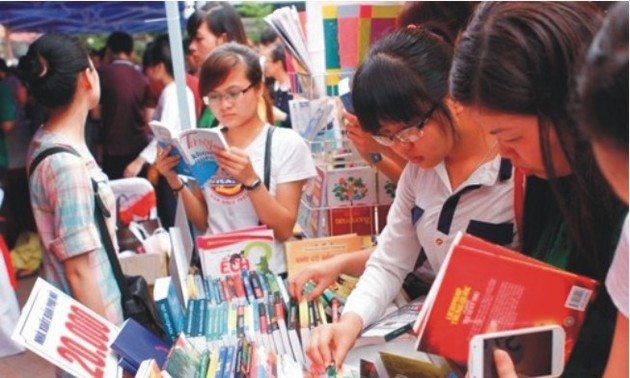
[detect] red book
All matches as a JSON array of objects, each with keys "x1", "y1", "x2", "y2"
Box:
[{"x1": 414, "y1": 232, "x2": 599, "y2": 365}]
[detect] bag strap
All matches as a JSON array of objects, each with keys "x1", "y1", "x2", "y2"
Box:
[
  {"x1": 263, "y1": 125, "x2": 275, "y2": 189},
  {"x1": 29, "y1": 146, "x2": 132, "y2": 302}
]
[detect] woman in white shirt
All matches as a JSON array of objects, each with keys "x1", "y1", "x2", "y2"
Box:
[
  {"x1": 154, "y1": 43, "x2": 316, "y2": 275},
  {"x1": 303, "y1": 26, "x2": 519, "y2": 374}
]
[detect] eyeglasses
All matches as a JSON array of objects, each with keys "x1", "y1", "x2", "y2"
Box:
[
  {"x1": 204, "y1": 83, "x2": 255, "y2": 106},
  {"x1": 371, "y1": 105, "x2": 436, "y2": 147}
]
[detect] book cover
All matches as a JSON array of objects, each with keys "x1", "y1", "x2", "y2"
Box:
[
  {"x1": 196, "y1": 228, "x2": 275, "y2": 278},
  {"x1": 414, "y1": 232, "x2": 600, "y2": 365},
  {"x1": 326, "y1": 166, "x2": 377, "y2": 207},
  {"x1": 110, "y1": 318, "x2": 171, "y2": 374},
  {"x1": 153, "y1": 276, "x2": 185, "y2": 344},
  {"x1": 329, "y1": 206, "x2": 375, "y2": 236},
  {"x1": 357, "y1": 296, "x2": 424, "y2": 347},
  {"x1": 149, "y1": 120, "x2": 228, "y2": 187},
  {"x1": 378, "y1": 350, "x2": 452, "y2": 378},
  {"x1": 285, "y1": 233, "x2": 363, "y2": 275},
  {"x1": 162, "y1": 334, "x2": 202, "y2": 378},
  {"x1": 134, "y1": 358, "x2": 162, "y2": 378},
  {"x1": 11, "y1": 278, "x2": 120, "y2": 378}
]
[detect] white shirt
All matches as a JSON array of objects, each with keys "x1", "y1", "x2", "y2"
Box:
[
  {"x1": 343, "y1": 156, "x2": 518, "y2": 327},
  {"x1": 140, "y1": 81, "x2": 197, "y2": 163},
  {"x1": 606, "y1": 215, "x2": 629, "y2": 318},
  {"x1": 202, "y1": 124, "x2": 317, "y2": 274}
]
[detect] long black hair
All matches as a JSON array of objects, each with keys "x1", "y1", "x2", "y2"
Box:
[{"x1": 450, "y1": 2, "x2": 626, "y2": 280}]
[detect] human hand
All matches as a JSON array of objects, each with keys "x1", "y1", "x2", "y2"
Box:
[
  {"x1": 288, "y1": 257, "x2": 343, "y2": 301},
  {"x1": 493, "y1": 349, "x2": 518, "y2": 378},
  {"x1": 344, "y1": 111, "x2": 381, "y2": 154},
  {"x1": 122, "y1": 156, "x2": 145, "y2": 178},
  {"x1": 153, "y1": 145, "x2": 180, "y2": 186},
  {"x1": 306, "y1": 313, "x2": 363, "y2": 375},
  {"x1": 215, "y1": 147, "x2": 258, "y2": 187}
]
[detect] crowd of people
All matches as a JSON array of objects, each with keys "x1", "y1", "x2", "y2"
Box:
[{"x1": 0, "y1": 2, "x2": 626, "y2": 377}]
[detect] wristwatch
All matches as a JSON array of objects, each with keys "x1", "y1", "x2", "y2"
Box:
[
  {"x1": 369, "y1": 152, "x2": 383, "y2": 164},
  {"x1": 243, "y1": 177, "x2": 263, "y2": 191}
]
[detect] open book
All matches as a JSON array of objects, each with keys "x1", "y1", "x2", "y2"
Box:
[
  {"x1": 414, "y1": 232, "x2": 600, "y2": 365},
  {"x1": 149, "y1": 120, "x2": 228, "y2": 187}
]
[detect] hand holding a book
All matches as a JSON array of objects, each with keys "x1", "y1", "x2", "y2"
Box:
[
  {"x1": 154, "y1": 145, "x2": 182, "y2": 188},
  {"x1": 215, "y1": 147, "x2": 258, "y2": 187},
  {"x1": 306, "y1": 312, "x2": 363, "y2": 375}
]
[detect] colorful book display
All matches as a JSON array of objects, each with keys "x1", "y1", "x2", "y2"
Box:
[
  {"x1": 298, "y1": 164, "x2": 396, "y2": 238},
  {"x1": 414, "y1": 232, "x2": 600, "y2": 365}
]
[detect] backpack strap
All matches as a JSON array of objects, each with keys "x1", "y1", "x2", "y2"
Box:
[{"x1": 29, "y1": 146, "x2": 80, "y2": 180}]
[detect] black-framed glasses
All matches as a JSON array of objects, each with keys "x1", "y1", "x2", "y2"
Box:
[
  {"x1": 372, "y1": 105, "x2": 437, "y2": 147},
  {"x1": 204, "y1": 83, "x2": 255, "y2": 106}
]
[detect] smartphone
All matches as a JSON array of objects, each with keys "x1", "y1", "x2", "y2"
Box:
[
  {"x1": 468, "y1": 325, "x2": 565, "y2": 378},
  {"x1": 338, "y1": 77, "x2": 355, "y2": 114}
]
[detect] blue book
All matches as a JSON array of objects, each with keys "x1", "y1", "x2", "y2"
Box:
[
  {"x1": 148, "y1": 120, "x2": 228, "y2": 187},
  {"x1": 154, "y1": 276, "x2": 185, "y2": 344},
  {"x1": 241, "y1": 269, "x2": 255, "y2": 304},
  {"x1": 110, "y1": 318, "x2": 171, "y2": 373},
  {"x1": 222, "y1": 345, "x2": 236, "y2": 378},
  {"x1": 217, "y1": 346, "x2": 228, "y2": 378}
]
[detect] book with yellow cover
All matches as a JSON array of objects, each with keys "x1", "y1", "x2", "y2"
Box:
[{"x1": 285, "y1": 233, "x2": 364, "y2": 275}]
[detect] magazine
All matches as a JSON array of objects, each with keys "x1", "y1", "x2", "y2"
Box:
[
  {"x1": 413, "y1": 232, "x2": 600, "y2": 365},
  {"x1": 149, "y1": 120, "x2": 228, "y2": 187}
]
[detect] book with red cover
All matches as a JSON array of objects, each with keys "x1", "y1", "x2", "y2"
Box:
[{"x1": 414, "y1": 232, "x2": 599, "y2": 365}]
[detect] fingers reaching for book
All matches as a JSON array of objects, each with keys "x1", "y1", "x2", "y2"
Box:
[
  {"x1": 287, "y1": 260, "x2": 341, "y2": 301},
  {"x1": 306, "y1": 315, "x2": 363, "y2": 374}
]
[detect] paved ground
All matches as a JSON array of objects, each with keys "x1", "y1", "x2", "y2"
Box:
[{"x1": 0, "y1": 274, "x2": 56, "y2": 377}]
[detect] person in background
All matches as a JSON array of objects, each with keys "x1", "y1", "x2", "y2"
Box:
[
  {"x1": 450, "y1": 2, "x2": 627, "y2": 376},
  {"x1": 187, "y1": 2, "x2": 273, "y2": 128},
  {"x1": 137, "y1": 35, "x2": 197, "y2": 229},
  {"x1": 182, "y1": 37, "x2": 203, "y2": 118},
  {"x1": 154, "y1": 43, "x2": 316, "y2": 275},
  {"x1": 301, "y1": 24, "x2": 519, "y2": 374},
  {"x1": 93, "y1": 31, "x2": 154, "y2": 180},
  {"x1": 576, "y1": 4, "x2": 628, "y2": 377},
  {"x1": 262, "y1": 43, "x2": 292, "y2": 128},
  {"x1": 0, "y1": 59, "x2": 17, "y2": 184},
  {"x1": 21, "y1": 33, "x2": 123, "y2": 333}
]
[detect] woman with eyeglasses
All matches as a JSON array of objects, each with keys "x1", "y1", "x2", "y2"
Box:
[
  {"x1": 302, "y1": 26, "x2": 519, "y2": 374},
  {"x1": 154, "y1": 43, "x2": 316, "y2": 275}
]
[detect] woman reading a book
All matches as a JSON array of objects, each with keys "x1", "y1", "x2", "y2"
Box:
[
  {"x1": 450, "y1": 2, "x2": 627, "y2": 376},
  {"x1": 154, "y1": 43, "x2": 316, "y2": 275},
  {"x1": 302, "y1": 26, "x2": 519, "y2": 374},
  {"x1": 21, "y1": 33, "x2": 124, "y2": 344}
]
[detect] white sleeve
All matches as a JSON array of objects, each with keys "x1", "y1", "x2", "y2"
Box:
[
  {"x1": 139, "y1": 139, "x2": 157, "y2": 164},
  {"x1": 606, "y1": 215, "x2": 629, "y2": 318},
  {"x1": 342, "y1": 166, "x2": 422, "y2": 327},
  {"x1": 273, "y1": 129, "x2": 317, "y2": 184}
]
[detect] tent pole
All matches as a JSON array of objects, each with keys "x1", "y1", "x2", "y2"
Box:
[{"x1": 165, "y1": 1, "x2": 192, "y2": 131}]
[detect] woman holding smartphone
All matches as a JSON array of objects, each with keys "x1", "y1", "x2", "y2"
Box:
[{"x1": 450, "y1": 2, "x2": 627, "y2": 376}]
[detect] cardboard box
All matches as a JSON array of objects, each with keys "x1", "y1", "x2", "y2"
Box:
[{"x1": 118, "y1": 252, "x2": 167, "y2": 285}]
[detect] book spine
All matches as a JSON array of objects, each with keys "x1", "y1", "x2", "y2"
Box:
[
  {"x1": 156, "y1": 299, "x2": 177, "y2": 343},
  {"x1": 250, "y1": 271, "x2": 263, "y2": 300},
  {"x1": 241, "y1": 269, "x2": 255, "y2": 304}
]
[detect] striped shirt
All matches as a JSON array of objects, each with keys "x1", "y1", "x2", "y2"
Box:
[{"x1": 28, "y1": 128, "x2": 123, "y2": 326}]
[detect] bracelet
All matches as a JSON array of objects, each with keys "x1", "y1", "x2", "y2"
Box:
[{"x1": 172, "y1": 181, "x2": 186, "y2": 193}]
